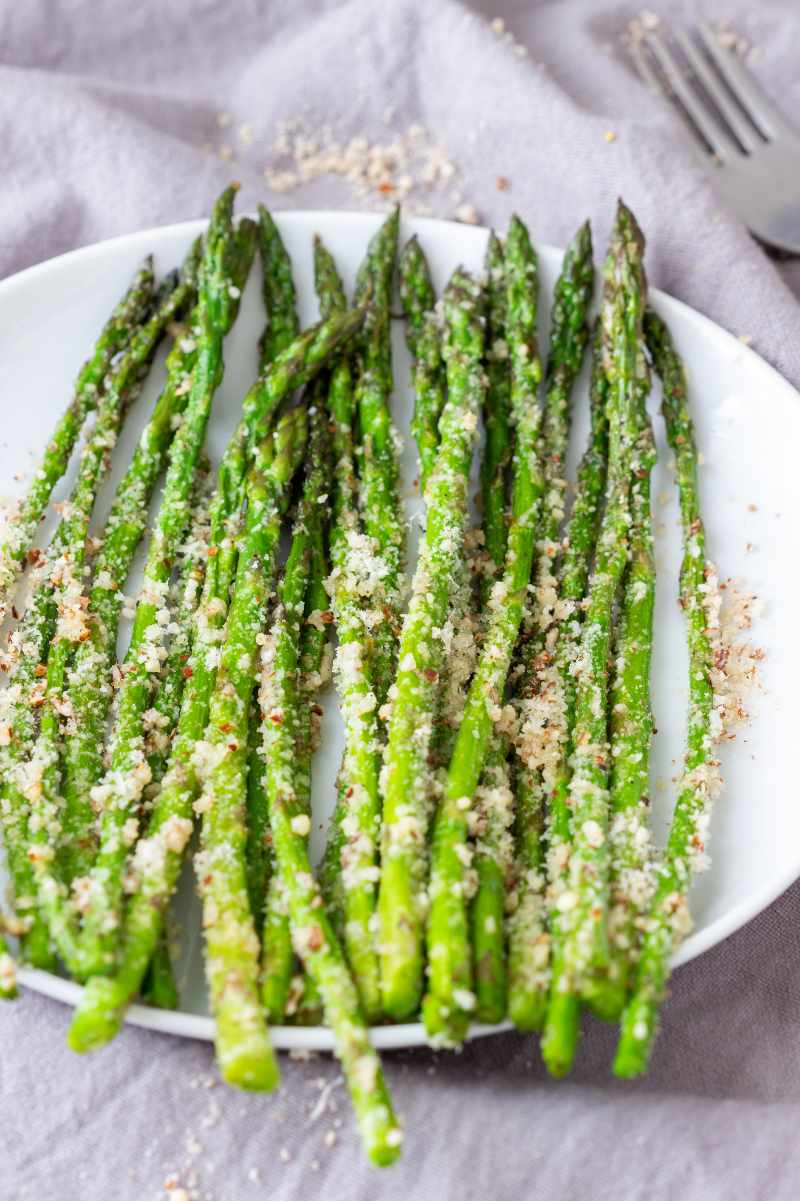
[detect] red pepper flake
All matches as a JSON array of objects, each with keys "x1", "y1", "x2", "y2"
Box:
[
  {"x1": 34, "y1": 664, "x2": 47, "y2": 678},
  {"x1": 307, "y1": 925, "x2": 324, "y2": 950},
  {"x1": 377, "y1": 180, "x2": 395, "y2": 196},
  {"x1": 182, "y1": 666, "x2": 193, "y2": 678},
  {"x1": 207, "y1": 545, "x2": 219, "y2": 558},
  {"x1": 320, "y1": 610, "x2": 334, "y2": 625},
  {"x1": 219, "y1": 721, "x2": 233, "y2": 734},
  {"x1": 496, "y1": 176, "x2": 510, "y2": 191},
  {"x1": 269, "y1": 712, "x2": 283, "y2": 725},
  {"x1": 423, "y1": 668, "x2": 438, "y2": 683},
  {"x1": 27, "y1": 548, "x2": 43, "y2": 566}
]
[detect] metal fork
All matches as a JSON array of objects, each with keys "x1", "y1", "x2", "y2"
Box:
[{"x1": 630, "y1": 20, "x2": 800, "y2": 255}]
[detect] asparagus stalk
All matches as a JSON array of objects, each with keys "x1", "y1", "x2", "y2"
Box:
[
  {"x1": 260, "y1": 456, "x2": 330, "y2": 1022},
  {"x1": 470, "y1": 744, "x2": 514, "y2": 1023},
  {"x1": 244, "y1": 700, "x2": 272, "y2": 926},
  {"x1": 353, "y1": 210, "x2": 403, "y2": 703},
  {"x1": 398, "y1": 235, "x2": 446, "y2": 489},
  {"x1": 67, "y1": 307, "x2": 365, "y2": 1052},
  {"x1": 33, "y1": 243, "x2": 201, "y2": 875},
  {"x1": 145, "y1": 461, "x2": 213, "y2": 788},
  {"x1": 66, "y1": 189, "x2": 252, "y2": 977},
  {"x1": 257, "y1": 205, "x2": 300, "y2": 363},
  {"x1": 0, "y1": 257, "x2": 155, "y2": 626},
  {"x1": 312, "y1": 237, "x2": 384, "y2": 1015},
  {"x1": 556, "y1": 204, "x2": 650, "y2": 999},
  {"x1": 195, "y1": 406, "x2": 307, "y2": 1092},
  {"x1": 258, "y1": 471, "x2": 403, "y2": 1167},
  {"x1": 506, "y1": 222, "x2": 595, "y2": 1030},
  {"x1": 538, "y1": 333, "x2": 610, "y2": 1075},
  {"x1": 466, "y1": 233, "x2": 516, "y2": 1024},
  {"x1": 1, "y1": 265, "x2": 193, "y2": 969},
  {"x1": 585, "y1": 412, "x2": 656, "y2": 1020},
  {"x1": 480, "y1": 231, "x2": 513, "y2": 572},
  {"x1": 246, "y1": 205, "x2": 302, "y2": 1021},
  {"x1": 311, "y1": 239, "x2": 354, "y2": 930},
  {"x1": 614, "y1": 309, "x2": 717, "y2": 1077},
  {"x1": 422, "y1": 215, "x2": 543, "y2": 1044},
  {"x1": 55, "y1": 231, "x2": 249, "y2": 882},
  {"x1": 378, "y1": 269, "x2": 485, "y2": 1021},
  {"x1": 139, "y1": 475, "x2": 214, "y2": 1011}
]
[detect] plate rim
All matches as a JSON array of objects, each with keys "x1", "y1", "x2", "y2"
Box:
[{"x1": 5, "y1": 209, "x2": 797, "y2": 1047}]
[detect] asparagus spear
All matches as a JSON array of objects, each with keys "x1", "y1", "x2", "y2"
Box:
[
  {"x1": 144, "y1": 461, "x2": 213, "y2": 788},
  {"x1": 507, "y1": 222, "x2": 595, "y2": 1030},
  {"x1": 353, "y1": 210, "x2": 403, "y2": 702},
  {"x1": 556, "y1": 204, "x2": 650, "y2": 1000},
  {"x1": 195, "y1": 406, "x2": 307, "y2": 1091},
  {"x1": 533, "y1": 332, "x2": 610, "y2": 1075},
  {"x1": 139, "y1": 475, "x2": 213, "y2": 1012},
  {"x1": 257, "y1": 205, "x2": 300, "y2": 364},
  {"x1": 614, "y1": 309, "x2": 717, "y2": 1077},
  {"x1": 470, "y1": 744, "x2": 514, "y2": 1023},
  {"x1": 422, "y1": 214, "x2": 543, "y2": 1045},
  {"x1": 1, "y1": 266, "x2": 192, "y2": 969},
  {"x1": 260, "y1": 456, "x2": 330, "y2": 1022},
  {"x1": 32, "y1": 244, "x2": 201, "y2": 875},
  {"x1": 68, "y1": 307, "x2": 366, "y2": 1051},
  {"x1": 311, "y1": 240, "x2": 354, "y2": 929},
  {"x1": 480, "y1": 231, "x2": 513, "y2": 572},
  {"x1": 246, "y1": 205, "x2": 303, "y2": 1022},
  {"x1": 67, "y1": 190, "x2": 252, "y2": 977},
  {"x1": 539, "y1": 204, "x2": 650, "y2": 1074},
  {"x1": 399, "y1": 235, "x2": 446, "y2": 489},
  {"x1": 586, "y1": 410, "x2": 656, "y2": 1020},
  {"x1": 26, "y1": 263, "x2": 199, "y2": 969},
  {"x1": 59, "y1": 221, "x2": 255, "y2": 884},
  {"x1": 311, "y1": 238, "x2": 383, "y2": 1015},
  {"x1": 378, "y1": 268, "x2": 485, "y2": 1021},
  {"x1": 463, "y1": 235, "x2": 516, "y2": 1023},
  {"x1": 258, "y1": 471, "x2": 403, "y2": 1167},
  {"x1": 0, "y1": 257, "x2": 155, "y2": 627}
]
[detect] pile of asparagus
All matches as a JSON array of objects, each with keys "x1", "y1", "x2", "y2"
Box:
[{"x1": 0, "y1": 187, "x2": 724, "y2": 1166}]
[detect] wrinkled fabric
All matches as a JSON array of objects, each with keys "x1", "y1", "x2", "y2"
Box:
[{"x1": 1, "y1": 2, "x2": 799, "y2": 1198}]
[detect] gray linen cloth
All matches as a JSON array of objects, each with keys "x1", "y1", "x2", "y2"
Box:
[{"x1": 1, "y1": 1, "x2": 799, "y2": 1197}]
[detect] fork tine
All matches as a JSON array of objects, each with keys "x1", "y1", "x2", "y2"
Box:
[
  {"x1": 629, "y1": 37, "x2": 665, "y2": 95},
  {"x1": 675, "y1": 30, "x2": 761, "y2": 152},
  {"x1": 696, "y1": 22, "x2": 796, "y2": 141},
  {"x1": 645, "y1": 29, "x2": 741, "y2": 161}
]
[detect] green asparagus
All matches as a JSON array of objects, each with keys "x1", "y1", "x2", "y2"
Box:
[
  {"x1": 68, "y1": 304, "x2": 365, "y2": 1051},
  {"x1": 195, "y1": 405, "x2": 307, "y2": 1091},
  {"x1": 0, "y1": 257, "x2": 155, "y2": 626},
  {"x1": 378, "y1": 268, "x2": 485, "y2": 1021},
  {"x1": 422, "y1": 214, "x2": 543, "y2": 1044},
  {"x1": 399, "y1": 235, "x2": 446, "y2": 489},
  {"x1": 2, "y1": 265, "x2": 193, "y2": 969},
  {"x1": 69, "y1": 189, "x2": 253, "y2": 977},
  {"x1": 539, "y1": 329, "x2": 610, "y2": 1075},
  {"x1": 614, "y1": 309, "x2": 717, "y2": 1077},
  {"x1": 507, "y1": 221, "x2": 594, "y2": 1031},
  {"x1": 353, "y1": 210, "x2": 403, "y2": 701},
  {"x1": 258, "y1": 463, "x2": 403, "y2": 1166}
]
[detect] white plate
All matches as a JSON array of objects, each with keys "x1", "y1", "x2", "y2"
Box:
[{"x1": 0, "y1": 211, "x2": 794, "y2": 1051}]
